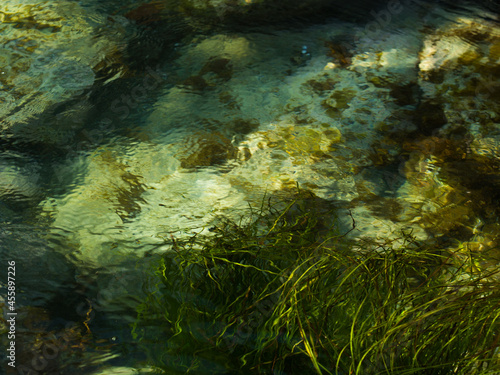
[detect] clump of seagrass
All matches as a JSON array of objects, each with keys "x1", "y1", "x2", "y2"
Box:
[{"x1": 133, "y1": 194, "x2": 500, "y2": 375}]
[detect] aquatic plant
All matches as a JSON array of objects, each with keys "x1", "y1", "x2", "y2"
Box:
[{"x1": 133, "y1": 192, "x2": 500, "y2": 374}]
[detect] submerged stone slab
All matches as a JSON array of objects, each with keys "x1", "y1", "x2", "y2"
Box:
[
  {"x1": 38, "y1": 5, "x2": 500, "y2": 271},
  {"x1": 38, "y1": 16, "x2": 437, "y2": 266}
]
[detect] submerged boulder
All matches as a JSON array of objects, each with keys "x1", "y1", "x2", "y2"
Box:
[
  {"x1": 36, "y1": 1, "x2": 500, "y2": 269},
  {"x1": 418, "y1": 15, "x2": 500, "y2": 138},
  {"x1": 397, "y1": 13, "x2": 500, "y2": 237}
]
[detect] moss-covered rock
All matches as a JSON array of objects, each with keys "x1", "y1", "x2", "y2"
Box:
[
  {"x1": 394, "y1": 131, "x2": 500, "y2": 246},
  {"x1": 418, "y1": 16, "x2": 500, "y2": 138},
  {"x1": 179, "y1": 132, "x2": 238, "y2": 168}
]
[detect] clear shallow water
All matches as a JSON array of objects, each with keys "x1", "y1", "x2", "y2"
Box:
[{"x1": 1, "y1": 0, "x2": 500, "y2": 373}]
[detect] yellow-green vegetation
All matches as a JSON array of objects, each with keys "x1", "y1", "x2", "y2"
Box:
[{"x1": 133, "y1": 192, "x2": 500, "y2": 374}]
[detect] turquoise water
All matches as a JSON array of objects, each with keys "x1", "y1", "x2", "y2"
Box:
[{"x1": 1, "y1": 0, "x2": 500, "y2": 373}]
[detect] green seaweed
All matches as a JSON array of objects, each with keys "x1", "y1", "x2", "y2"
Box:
[{"x1": 133, "y1": 192, "x2": 500, "y2": 374}]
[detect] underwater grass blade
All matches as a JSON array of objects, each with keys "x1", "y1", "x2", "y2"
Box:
[{"x1": 132, "y1": 195, "x2": 500, "y2": 374}]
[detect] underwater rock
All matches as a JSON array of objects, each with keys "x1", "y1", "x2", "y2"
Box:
[
  {"x1": 0, "y1": 1, "x2": 128, "y2": 145},
  {"x1": 36, "y1": 15, "x2": 430, "y2": 272},
  {"x1": 417, "y1": 15, "x2": 500, "y2": 140},
  {"x1": 39, "y1": 144, "x2": 160, "y2": 266},
  {"x1": 227, "y1": 119, "x2": 357, "y2": 201},
  {"x1": 146, "y1": 32, "x2": 298, "y2": 131},
  {"x1": 438, "y1": 157, "x2": 500, "y2": 219},
  {"x1": 177, "y1": 57, "x2": 234, "y2": 93},
  {"x1": 38, "y1": 140, "x2": 252, "y2": 266},
  {"x1": 42, "y1": 11, "x2": 500, "y2": 269},
  {"x1": 396, "y1": 14, "x2": 500, "y2": 239},
  {"x1": 346, "y1": 204, "x2": 429, "y2": 248},
  {"x1": 0, "y1": 301, "x2": 129, "y2": 375},
  {"x1": 178, "y1": 132, "x2": 238, "y2": 168},
  {"x1": 403, "y1": 16, "x2": 500, "y2": 242},
  {"x1": 137, "y1": 19, "x2": 426, "y2": 240},
  {"x1": 395, "y1": 131, "x2": 500, "y2": 244}
]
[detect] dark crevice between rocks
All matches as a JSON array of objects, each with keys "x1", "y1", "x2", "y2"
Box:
[
  {"x1": 415, "y1": 100, "x2": 448, "y2": 136},
  {"x1": 439, "y1": 157, "x2": 500, "y2": 220},
  {"x1": 123, "y1": 3, "x2": 194, "y2": 72}
]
